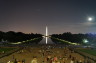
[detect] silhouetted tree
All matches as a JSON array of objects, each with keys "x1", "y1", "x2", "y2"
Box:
[
  {"x1": 51, "y1": 32, "x2": 96, "y2": 44},
  {"x1": 0, "y1": 31, "x2": 42, "y2": 43}
]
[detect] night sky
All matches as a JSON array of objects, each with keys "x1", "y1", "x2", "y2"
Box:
[{"x1": 0, "y1": 0, "x2": 96, "y2": 34}]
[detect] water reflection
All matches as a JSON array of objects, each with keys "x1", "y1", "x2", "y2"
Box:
[
  {"x1": 39, "y1": 37, "x2": 54, "y2": 44},
  {"x1": 46, "y1": 37, "x2": 48, "y2": 44}
]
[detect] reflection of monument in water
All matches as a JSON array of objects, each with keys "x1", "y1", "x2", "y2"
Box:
[{"x1": 39, "y1": 26, "x2": 54, "y2": 44}]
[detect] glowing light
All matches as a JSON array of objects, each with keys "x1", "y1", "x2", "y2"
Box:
[
  {"x1": 23, "y1": 41, "x2": 25, "y2": 42},
  {"x1": 83, "y1": 39, "x2": 89, "y2": 43},
  {"x1": 46, "y1": 37, "x2": 48, "y2": 44},
  {"x1": 46, "y1": 26, "x2": 48, "y2": 44},
  {"x1": 88, "y1": 17, "x2": 93, "y2": 21},
  {"x1": 10, "y1": 42, "x2": 21, "y2": 44},
  {"x1": 46, "y1": 26, "x2": 48, "y2": 36}
]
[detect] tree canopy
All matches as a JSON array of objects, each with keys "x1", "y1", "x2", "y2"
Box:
[{"x1": 0, "y1": 31, "x2": 42, "y2": 42}]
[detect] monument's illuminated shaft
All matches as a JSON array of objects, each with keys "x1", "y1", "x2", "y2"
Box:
[
  {"x1": 46, "y1": 26, "x2": 48, "y2": 36},
  {"x1": 46, "y1": 26, "x2": 48, "y2": 44}
]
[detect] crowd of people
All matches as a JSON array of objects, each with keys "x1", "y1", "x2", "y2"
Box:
[{"x1": 2, "y1": 45, "x2": 95, "y2": 63}]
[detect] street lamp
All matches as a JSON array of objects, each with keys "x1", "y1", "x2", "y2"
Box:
[{"x1": 83, "y1": 39, "x2": 89, "y2": 43}]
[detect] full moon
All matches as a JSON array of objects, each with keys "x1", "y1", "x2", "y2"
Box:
[{"x1": 88, "y1": 17, "x2": 93, "y2": 21}]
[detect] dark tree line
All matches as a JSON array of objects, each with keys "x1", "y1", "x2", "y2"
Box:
[
  {"x1": 51, "y1": 32, "x2": 96, "y2": 44},
  {"x1": 0, "y1": 31, "x2": 42, "y2": 42}
]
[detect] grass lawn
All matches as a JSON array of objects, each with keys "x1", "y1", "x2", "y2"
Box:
[
  {"x1": 78, "y1": 49, "x2": 96, "y2": 56},
  {"x1": 0, "y1": 48, "x2": 15, "y2": 52}
]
